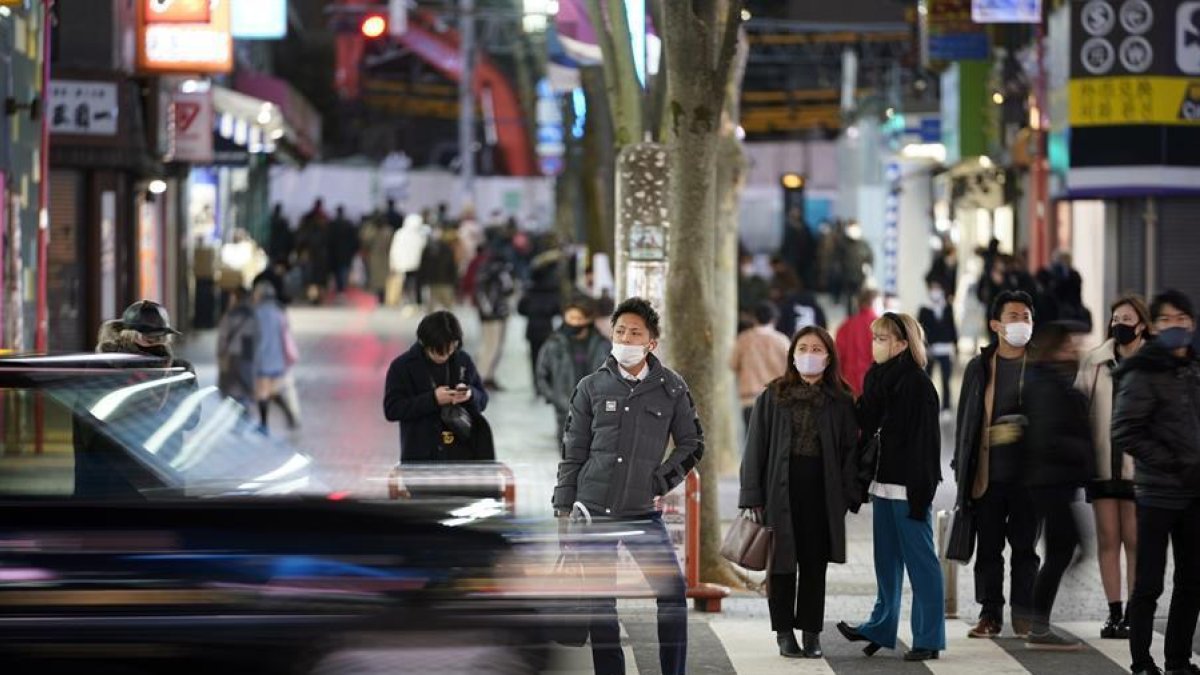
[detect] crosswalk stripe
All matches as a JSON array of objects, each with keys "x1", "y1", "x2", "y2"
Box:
[
  {"x1": 710, "y1": 618, "x2": 837, "y2": 674},
  {"x1": 898, "y1": 618, "x2": 1031, "y2": 674},
  {"x1": 1058, "y1": 621, "x2": 1200, "y2": 671}
]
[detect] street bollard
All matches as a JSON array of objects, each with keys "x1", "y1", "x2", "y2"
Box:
[
  {"x1": 682, "y1": 470, "x2": 730, "y2": 613},
  {"x1": 936, "y1": 509, "x2": 958, "y2": 619}
]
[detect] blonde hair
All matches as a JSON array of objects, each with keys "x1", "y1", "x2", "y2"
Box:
[{"x1": 870, "y1": 312, "x2": 928, "y2": 369}]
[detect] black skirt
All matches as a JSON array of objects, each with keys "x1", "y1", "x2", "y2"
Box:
[{"x1": 1086, "y1": 478, "x2": 1135, "y2": 502}]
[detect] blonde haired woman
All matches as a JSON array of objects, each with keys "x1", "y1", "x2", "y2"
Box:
[{"x1": 837, "y1": 312, "x2": 945, "y2": 662}]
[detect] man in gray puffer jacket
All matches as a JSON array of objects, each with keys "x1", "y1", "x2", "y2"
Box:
[{"x1": 552, "y1": 297, "x2": 703, "y2": 675}]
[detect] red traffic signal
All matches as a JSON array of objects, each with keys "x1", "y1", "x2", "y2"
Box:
[{"x1": 361, "y1": 14, "x2": 387, "y2": 39}]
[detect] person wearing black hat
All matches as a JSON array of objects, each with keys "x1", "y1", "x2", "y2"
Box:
[
  {"x1": 97, "y1": 300, "x2": 190, "y2": 370},
  {"x1": 76, "y1": 301, "x2": 199, "y2": 497}
]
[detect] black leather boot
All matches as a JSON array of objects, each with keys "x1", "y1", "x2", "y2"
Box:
[
  {"x1": 802, "y1": 631, "x2": 823, "y2": 658},
  {"x1": 777, "y1": 630, "x2": 803, "y2": 658},
  {"x1": 836, "y1": 621, "x2": 882, "y2": 656}
]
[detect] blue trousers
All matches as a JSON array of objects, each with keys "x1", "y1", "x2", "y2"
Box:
[
  {"x1": 587, "y1": 514, "x2": 687, "y2": 675},
  {"x1": 857, "y1": 497, "x2": 946, "y2": 651}
]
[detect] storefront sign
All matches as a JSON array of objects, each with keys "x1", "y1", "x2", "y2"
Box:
[
  {"x1": 1065, "y1": 0, "x2": 1200, "y2": 190},
  {"x1": 138, "y1": 198, "x2": 162, "y2": 301},
  {"x1": 145, "y1": 0, "x2": 210, "y2": 23},
  {"x1": 100, "y1": 192, "x2": 117, "y2": 322},
  {"x1": 923, "y1": 0, "x2": 991, "y2": 62},
  {"x1": 1069, "y1": 76, "x2": 1200, "y2": 125},
  {"x1": 48, "y1": 80, "x2": 119, "y2": 136},
  {"x1": 972, "y1": 0, "x2": 1042, "y2": 24},
  {"x1": 231, "y1": 0, "x2": 287, "y2": 39},
  {"x1": 168, "y1": 91, "x2": 214, "y2": 163},
  {"x1": 137, "y1": 0, "x2": 232, "y2": 74}
]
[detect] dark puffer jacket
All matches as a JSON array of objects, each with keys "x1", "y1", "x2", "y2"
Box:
[
  {"x1": 1111, "y1": 341, "x2": 1200, "y2": 506},
  {"x1": 553, "y1": 354, "x2": 704, "y2": 518}
]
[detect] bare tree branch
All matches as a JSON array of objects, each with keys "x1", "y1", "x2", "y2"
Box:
[{"x1": 713, "y1": 0, "x2": 744, "y2": 92}]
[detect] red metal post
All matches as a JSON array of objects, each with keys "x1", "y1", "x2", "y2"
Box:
[
  {"x1": 34, "y1": 0, "x2": 53, "y2": 455},
  {"x1": 684, "y1": 469, "x2": 730, "y2": 612}
]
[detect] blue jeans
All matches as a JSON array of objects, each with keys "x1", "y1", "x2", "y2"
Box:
[
  {"x1": 587, "y1": 514, "x2": 687, "y2": 675},
  {"x1": 857, "y1": 497, "x2": 946, "y2": 651}
]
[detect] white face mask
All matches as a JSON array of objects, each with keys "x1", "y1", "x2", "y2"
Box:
[
  {"x1": 930, "y1": 289, "x2": 945, "y2": 304},
  {"x1": 1003, "y1": 322, "x2": 1033, "y2": 348},
  {"x1": 611, "y1": 343, "x2": 647, "y2": 368},
  {"x1": 794, "y1": 353, "x2": 827, "y2": 376}
]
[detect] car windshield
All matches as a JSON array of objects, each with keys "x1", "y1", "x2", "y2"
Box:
[{"x1": 0, "y1": 356, "x2": 323, "y2": 500}]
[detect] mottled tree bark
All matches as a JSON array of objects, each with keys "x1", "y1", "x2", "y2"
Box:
[
  {"x1": 580, "y1": 66, "x2": 616, "y2": 258},
  {"x1": 711, "y1": 29, "x2": 748, "y2": 475},
  {"x1": 661, "y1": 0, "x2": 744, "y2": 586}
]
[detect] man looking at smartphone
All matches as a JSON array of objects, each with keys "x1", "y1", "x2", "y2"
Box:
[{"x1": 384, "y1": 311, "x2": 493, "y2": 463}]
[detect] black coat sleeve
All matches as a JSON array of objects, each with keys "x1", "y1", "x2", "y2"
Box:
[
  {"x1": 738, "y1": 390, "x2": 771, "y2": 509},
  {"x1": 904, "y1": 372, "x2": 942, "y2": 521},
  {"x1": 383, "y1": 358, "x2": 439, "y2": 422},
  {"x1": 839, "y1": 400, "x2": 865, "y2": 513}
]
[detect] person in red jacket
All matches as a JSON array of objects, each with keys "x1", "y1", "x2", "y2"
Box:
[{"x1": 836, "y1": 288, "x2": 881, "y2": 396}]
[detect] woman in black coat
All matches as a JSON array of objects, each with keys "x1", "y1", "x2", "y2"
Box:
[
  {"x1": 1021, "y1": 321, "x2": 1095, "y2": 649},
  {"x1": 739, "y1": 325, "x2": 860, "y2": 659},
  {"x1": 836, "y1": 312, "x2": 945, "y2": 662},
  {"x1": 383, "y1": 311, "x2": 492, "y2": 465}
]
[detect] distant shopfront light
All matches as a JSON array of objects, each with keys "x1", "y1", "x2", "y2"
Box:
[{"x1": 148, "y1": 179, "x2": 168, "y2": 195}]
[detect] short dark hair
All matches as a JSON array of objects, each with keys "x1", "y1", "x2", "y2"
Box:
[
  {"x1": 611, "y1": 297, "x2": 661, "y2": 338},
  {"x1": 990, "y1": 290, "x2": 1035, "y2": 322},
  {"x1": 416, "y1": 311, "x2": 464, "y2": 353},
  {"x1": 1150, "y1": 289, "x2": 1195, "y2": 321},
  {"x1": 753, "y1": 301, "x2": 778, "y2": 326},
  {"x1": 564, "y1": 295, "x2": 595, "y2": 318}
]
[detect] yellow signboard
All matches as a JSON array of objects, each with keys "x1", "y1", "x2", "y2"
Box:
[{"x1": 1069, "y1": 77, "x2": 1200, "y2": 127}]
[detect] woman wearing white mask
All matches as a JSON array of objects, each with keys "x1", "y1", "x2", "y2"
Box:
[
  {"x1": 837, "y1": 312, "x2": 945, "y2": 662},
  {"x1": 739, "y1": 326, "x2": 860, "y2": 659}
]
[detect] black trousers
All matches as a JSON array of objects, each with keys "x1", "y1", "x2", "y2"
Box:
[
  {"x1": 974, "y1": 482, "x2": 1040, "y2": 623},
  {"x1": 1128, "y1": 498, "x2": 1200, "y2": 672},
  {"x1": 768, "y1": 454, "x2": 829, "y2": 633},
  {"x1": 1030, "y1": 486, "x2": 1081, "y2": 632},
  {"x1": 925, "y1": 355, "x2": 953, "y2": 410}
]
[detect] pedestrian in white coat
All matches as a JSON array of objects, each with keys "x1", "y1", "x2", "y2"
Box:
[{"x1": 389, "y1": 213, "x2": 429, "y2": 309}]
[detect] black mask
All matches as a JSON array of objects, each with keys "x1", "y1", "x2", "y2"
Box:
[{"x1": 1111, "y1": 323, "x2": 1140, "y2": 346}]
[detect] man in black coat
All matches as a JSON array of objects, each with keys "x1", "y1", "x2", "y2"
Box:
[
  {"x1": 953, "y1": 290, "x2": 1039, "y2": 640},
  {"x1": 1112, "y1": 289, "x2": 1200, "y2": 675},
  {"x1": 383, "y1": 311, "x2": 492, "y2": 464}
]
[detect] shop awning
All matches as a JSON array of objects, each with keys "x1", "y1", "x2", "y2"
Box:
[
  {"x1": 234, "y1": 72, "x2": 322, "y2": 161},
  {"x1": 210, "y1": 85, "x2": 289, "y2": 162}
]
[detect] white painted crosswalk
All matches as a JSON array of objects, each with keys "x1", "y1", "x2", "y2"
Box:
[{"x1": 542, "y1": 617, "x2": 1200, "y2": 673}]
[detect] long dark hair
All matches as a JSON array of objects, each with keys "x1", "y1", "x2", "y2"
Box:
[{"x1": 775, "y1": 325, "x2": 853, "y2": 397}]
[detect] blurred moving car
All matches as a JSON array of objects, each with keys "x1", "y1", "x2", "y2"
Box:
[{"x1": 0, "y1": 354, "x2": 548, "y2": 674}]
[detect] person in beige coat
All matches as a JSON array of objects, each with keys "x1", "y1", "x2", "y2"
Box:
[
  {"x1": 1075, "y1": 294, "x2": 1151, "y2": 639},
  {"x1": 731, "y1": 302, "x2": 792, "y2": 426}
]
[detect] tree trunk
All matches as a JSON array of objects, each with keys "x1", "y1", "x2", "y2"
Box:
[
  {"x1": 661, "y1": 0, "x2": 744, "y2": 587},
  {"x1": 580, "y1": 66, "x2": 615, "y2": 258},
  {"x1": 584, "y1": 0, "x2": 644, "y2": 146},
  {"x1": 711, "y1": 24, "x2": 749, "y2": 476}
]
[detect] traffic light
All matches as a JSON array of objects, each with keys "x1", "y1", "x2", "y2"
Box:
[{"x1": 361, "y1": 14, "x2": 387, "y2": 38}]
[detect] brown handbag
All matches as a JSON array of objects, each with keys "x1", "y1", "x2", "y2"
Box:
[{"x1": 720, "y1": 509, "x2": 774, "y2": 571}]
